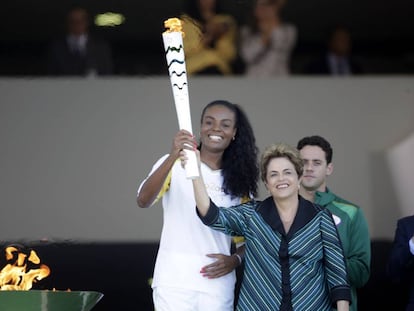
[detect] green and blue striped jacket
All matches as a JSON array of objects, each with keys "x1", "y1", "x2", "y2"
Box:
[{"x1": 200, "y1": 195, "x2": 351, "y2": 311}]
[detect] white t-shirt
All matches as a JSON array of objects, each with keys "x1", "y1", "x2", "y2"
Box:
[{"x1": 138, "y1": 154, "x2": 241, "y2": 296}]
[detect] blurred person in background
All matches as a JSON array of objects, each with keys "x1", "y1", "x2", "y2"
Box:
[
  {"x1": 181, "y1": 0, "x2": 238, "y2": 75},
  {"x1": 305, "y1": 26, "x2": 363, "y2": 76},
  {"x1": 47, "y1": 6, "x2": 113, "y2": 76},
  {"x1": 239, "y1": 0, "x2": 297, "y2": 77}
]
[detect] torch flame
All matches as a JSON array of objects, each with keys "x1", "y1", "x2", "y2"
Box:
[
  {"x1": 28, "y1": 250, "x2": 41, "y2": 265},
  {"x1": 163, "y1": 18, "x2": 184, "y2": 36},
  {"x1": 0, "y1": 245, "x2": 50, "y2": 290},
  {"x1": 5, "y1": 246, "x2": 18, "y2": 261}
]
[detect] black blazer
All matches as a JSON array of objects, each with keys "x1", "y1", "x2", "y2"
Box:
[
  {"x1": 388, "y1": 216, "x2": 414, "y2": 311},
  {"x1": 305, "y1": 53, "x2": 363, "y2": 75},
  {"x1": 47, "y1": 35, "x2": 113, "y2": 76}
]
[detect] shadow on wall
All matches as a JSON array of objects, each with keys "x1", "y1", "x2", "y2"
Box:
[
  {"x1": 369, "y1": 151, "x2": 400, "y2": 239},
  {"x1": 386, "y1": 132, "x2": 414, "y2": 216}
]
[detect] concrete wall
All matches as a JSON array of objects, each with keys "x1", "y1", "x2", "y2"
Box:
[{"x1": 1, "y1": 77, "x2": 413, "y2": 242}]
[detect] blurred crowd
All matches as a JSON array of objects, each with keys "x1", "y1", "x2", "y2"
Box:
[{"x1": 1, "y1": 0, "x2": 413, "y2": 77}]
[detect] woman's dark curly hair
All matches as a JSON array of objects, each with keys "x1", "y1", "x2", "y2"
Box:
[{"x1": 199, "y1": 100, "x2": 259, "y2": 198}]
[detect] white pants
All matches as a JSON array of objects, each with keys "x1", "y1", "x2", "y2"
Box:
[{"x1": 153, "y1": 286, "x2": 234, "y2": 311}]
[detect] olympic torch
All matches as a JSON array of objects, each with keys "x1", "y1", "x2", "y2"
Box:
[{"x1": 162, "y1": 18, "x2": 199, "y2": 179}]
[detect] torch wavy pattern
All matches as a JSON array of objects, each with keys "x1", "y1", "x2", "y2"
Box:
[
  {"x1": 165, "y1": 45, "x2": 183, "y2": 53},
  {"x1": 172, "y1": 82, "x2": 188, "y2": 90},
  {"x1": 170, "y1": 70, "x2": 186, "y2": 77},
  {"x1": 168, "y1": 59, "x2": 185, "y2": 68}
]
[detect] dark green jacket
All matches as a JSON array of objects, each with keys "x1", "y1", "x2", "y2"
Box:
[{"x1": 315, "y1": 189, "x2": 371, "y2": 311}]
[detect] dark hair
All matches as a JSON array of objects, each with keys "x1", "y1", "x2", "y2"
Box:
[
  {"x1": 328, "y1": 25, "x2": 350, "y2": 38},
  {"x1": 200, "y1": 100, "x2": 259, "y2": 198},
  {"x1": 66, "y1": 5, "x2": 90, "y2": 25},
  {"x1": 296, "y1": 135, "x2": 333, "y2": 164},
  {"x1": 247, "y1": 0, "x2": 282, "y2": 34},
  {"x1": 67, "y1": 5, "x2": 89, "y2": 17}
]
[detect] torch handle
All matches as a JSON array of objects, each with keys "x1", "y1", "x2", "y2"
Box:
[
  {"x1": 174, "y1": 96, "x2": 199, "y2": 179},
  {"x1": 183, "y1": 149, "x2": 199, "y2": 179}
]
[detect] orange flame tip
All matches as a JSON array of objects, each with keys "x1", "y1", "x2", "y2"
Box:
[{"x1": 163, "y1": 18, "x2": 185, "y2": 37}]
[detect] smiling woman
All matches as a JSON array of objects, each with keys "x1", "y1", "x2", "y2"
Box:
[
  {"x1": 191, "y1": 142, "x2": 351, "y2": 310},
  {"x1": 136, "y1": 99, "x2": 259, "y2": 311},
  {"x1": 264, "y1": 156, "x2": 301, "y2": 231}
]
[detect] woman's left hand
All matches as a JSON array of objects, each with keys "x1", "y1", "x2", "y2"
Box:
[
  {"x1": 200, "y1": 253, "x2": 239, "y2": 279},
  {"x1": 180, "y1": 148, "x2": 200, "y2": 169}
]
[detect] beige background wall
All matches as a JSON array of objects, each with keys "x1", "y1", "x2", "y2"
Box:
[{"x1": 1, "y1": 77, "x2": 413, "y2": 242}]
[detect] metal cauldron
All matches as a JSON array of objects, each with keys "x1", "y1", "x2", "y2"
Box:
[{"x1": 0, "y1": 290, "x2": 103, "y2": 311}]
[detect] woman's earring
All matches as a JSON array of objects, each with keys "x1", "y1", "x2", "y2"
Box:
[{"x1": 232, "y1": 136, "x2": 235, "y2": 141}]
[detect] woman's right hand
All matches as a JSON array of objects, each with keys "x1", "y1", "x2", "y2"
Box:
[{"x1": 170, "y1": 129, "x2": 197, "y2": 160}]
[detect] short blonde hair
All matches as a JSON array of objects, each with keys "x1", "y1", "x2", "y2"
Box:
[{"x1": 260, "y1": 143, "x2": 304, "y2": 182}]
